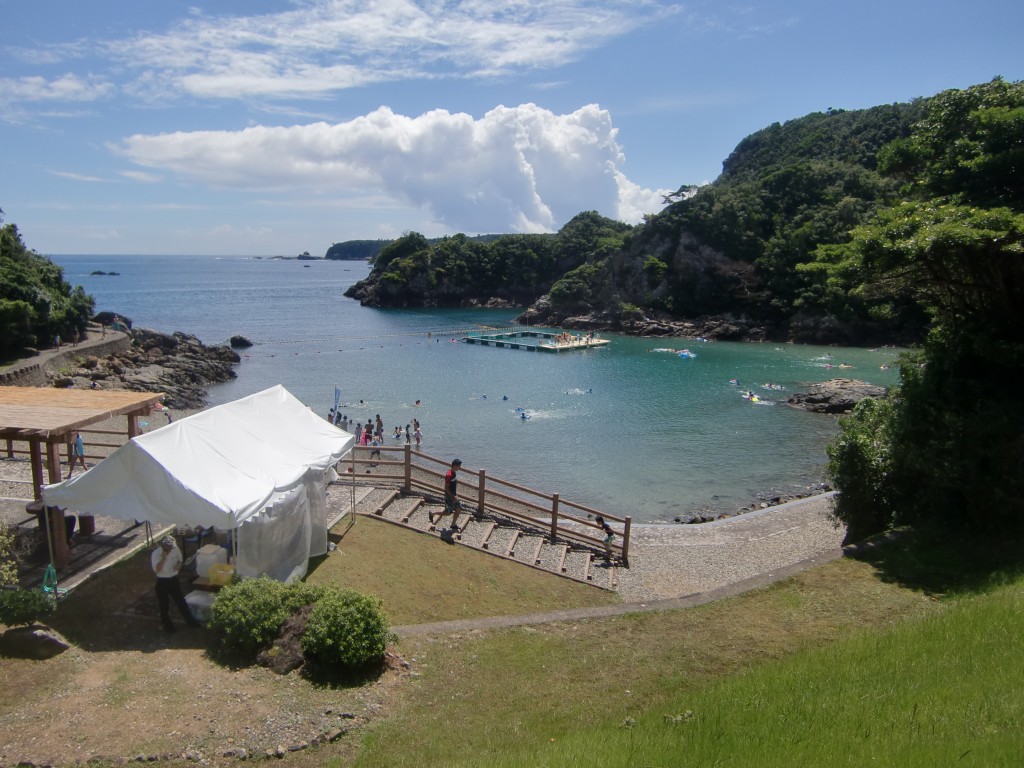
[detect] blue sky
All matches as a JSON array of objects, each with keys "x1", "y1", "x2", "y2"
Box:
[{"x1": 2, "y1": 0, "x2": 1021, "y2": 256}]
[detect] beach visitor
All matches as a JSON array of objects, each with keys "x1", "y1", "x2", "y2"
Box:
[
  {"x1": 405, "y1": 424, "x2": 411, "y2": 444},
  {"x1": 151, "y1": 536, "x2": 201, "y2": 633},
  {"x1": 430, "y1": 459, "x2": 462, "y2": 530},
  {"x1": 596, "y1": 516, "x2": 615, "y2": 561},
  {"x1": 67, "y1": 432, "x2": 88, "y2": 479},
  {"x1": 414, "y1": 425, "x2": 421, "y2": 446}
]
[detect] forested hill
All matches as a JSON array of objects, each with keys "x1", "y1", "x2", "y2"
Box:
[
  {"x1": 326, "y1": 234, "x2": 504, "y2": 261},
  {"x1": 344, "y1": 80, "x2": 1020, "y2": 345}
]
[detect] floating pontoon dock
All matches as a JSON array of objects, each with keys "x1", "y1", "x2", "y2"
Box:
[{"x1": 463, "y1": 329, "x2": 610, "y2": 352}]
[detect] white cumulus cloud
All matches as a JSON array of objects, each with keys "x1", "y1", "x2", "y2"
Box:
[{"x1": 114, "y1": 103, "x2": 670, "y2": 232}]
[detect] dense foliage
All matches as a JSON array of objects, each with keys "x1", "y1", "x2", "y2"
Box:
[
  {"x1": 208, "y1": 576, "x2": 291, "y2": 655},
  {"x1": 824, "y1": 78, "x2": 1024, "y2": 538},
  {"x1": 209, "y1": 576, "x2": 391, "y2": 671},
  {"x1": 625, "y1": 103, "x2": 925, "y2": 336},
  {"x1": 0, "y1": 587, "x2": 56, "y2": 627},
  {"x1": 0, "y1": 209, "x2": 94, "y2": 362},
  {"x1": 300, "y1": 588, "x2": 391, "y2": 669},
  {"x1": 0, "y1": 522, "x2": 17, "y2": 586},
  {"x1": 344, "y1": 213, "x2": 628, "y2": 307},
  {"x1": 325, "y1": 239, "x2": 390, "y2": 261}
]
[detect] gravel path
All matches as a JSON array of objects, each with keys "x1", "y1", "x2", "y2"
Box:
[{"x1": 616, "y1": 493, "x2": 844, "y2": 602}]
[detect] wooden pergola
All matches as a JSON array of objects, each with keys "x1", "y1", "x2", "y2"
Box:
[{"x1": 0, "y1": 386, "x2": 165, "y2": 569}]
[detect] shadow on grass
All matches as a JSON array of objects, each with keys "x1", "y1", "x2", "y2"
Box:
[
  {"x1": 845, "y1": 524, "x2": 1024, "y2": 597},
  {"x1": 41, "y1": 552, "x2": 214, "y2": 653},
  {"x1": 301, "y1": 655, "x2": 389, "y2": 689}
]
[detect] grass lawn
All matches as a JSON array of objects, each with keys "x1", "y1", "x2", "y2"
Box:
[
  {"x1": 305, "y1": 516, "x2": 620, "y2": 625},
  {"x1": 347, "y1": 558, "x2": 1024, "y2": 767}
]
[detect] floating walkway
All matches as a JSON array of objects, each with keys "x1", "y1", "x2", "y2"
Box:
[{"x1": 464, "y1": 330, "x2": 610, "y2": 352}]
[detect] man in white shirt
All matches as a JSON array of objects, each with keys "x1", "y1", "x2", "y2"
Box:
[{"x1": 151, "y1": 536, "x2": 201, "y2": 632}]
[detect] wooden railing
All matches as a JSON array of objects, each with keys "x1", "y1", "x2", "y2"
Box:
[
  {"x1": 5, "y1": 427, "x2": 124, "y2": 466},
  {"x1": 339, "y1": 444, "x2": 631, "y2": 562}
]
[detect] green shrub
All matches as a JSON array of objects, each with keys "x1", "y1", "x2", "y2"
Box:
[
  {"x1": 0, "y1": 587, "x2": 56, "y2": 627},
  {"x1": 281, "y1": 580, "x2": 328, "y2": 615},
  {"x1": 0, "y1": 521, "x2": 18, "y2": 586},
  {"x1": 826, "y1": 396, "x2": 899, "y2": 542},
  {"x1": 301, "y1": 588, "x2": 391, "y2": 669},
  {"x1": 208, "y1": 576, "x2": 290, "y2": 655}
]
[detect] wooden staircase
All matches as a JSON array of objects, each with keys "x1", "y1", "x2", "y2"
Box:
[{"x1": 350, "y1": 487, "x2": 619, "y2": 590}]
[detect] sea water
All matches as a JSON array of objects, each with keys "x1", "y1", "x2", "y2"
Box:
[{"x1": 52, "y1": 254, "x2": 903, "y2": 523}]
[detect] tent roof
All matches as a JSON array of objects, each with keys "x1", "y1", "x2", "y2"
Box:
[
  {"x1": 41, "y1": 385, "x2": 354, "y2": 529},
  {"x1": 0, "y1": 387, "x2": 163, "y2": 440}
]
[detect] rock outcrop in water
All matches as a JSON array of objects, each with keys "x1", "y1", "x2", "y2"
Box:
[{"x1": 786, "y1": 378, "x2": 887, "y2": 414}]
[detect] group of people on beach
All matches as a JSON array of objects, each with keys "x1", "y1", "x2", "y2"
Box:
[{"x1": 327, "y1": 408, "x2": 423, "y2": 452}]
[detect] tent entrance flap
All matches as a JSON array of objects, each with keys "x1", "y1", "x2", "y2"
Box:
[{"x1": 236, "y1": 484, "x2": 312, "y2": 583}]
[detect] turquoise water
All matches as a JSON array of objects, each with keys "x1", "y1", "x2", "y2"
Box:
[{"x1": 53, "y1": 255, "x2": 903, "y2": 523}]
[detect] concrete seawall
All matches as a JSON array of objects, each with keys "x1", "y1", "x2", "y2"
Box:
[{"x1": 0, "y1": 331, "x2": 132, "y2": 387}]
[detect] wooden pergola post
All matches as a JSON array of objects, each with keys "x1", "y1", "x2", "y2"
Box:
[{"x1": 44, "y1": 436, "x2": 70, "y2": 570}]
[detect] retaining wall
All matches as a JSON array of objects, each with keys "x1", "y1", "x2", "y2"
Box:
[{"x1": 0, "y1": 333, "x2": 132, "y2": 387}]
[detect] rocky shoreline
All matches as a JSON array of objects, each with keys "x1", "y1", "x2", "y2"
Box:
[{"x1": 48, "y1": 327, "x2": 241, "y2": 409}]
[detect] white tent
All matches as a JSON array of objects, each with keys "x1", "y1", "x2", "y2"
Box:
[{"x1": 42, "y1": 385, "x2": 355, "y2": 582}]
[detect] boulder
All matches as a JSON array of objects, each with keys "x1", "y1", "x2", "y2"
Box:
[
  {"x1": 229, "y1": 335, "x2": 254, "y2": 349},
  {"x1": 787, "y1": 378, "x2": 887, "y2": 414},
  {"x1": 0, "y1": 625, "x2": 71, "y2": 659}
]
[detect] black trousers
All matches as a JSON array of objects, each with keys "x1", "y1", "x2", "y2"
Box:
[{"x1": 155, "y1": 576, "x2": 194, "y2": 627}]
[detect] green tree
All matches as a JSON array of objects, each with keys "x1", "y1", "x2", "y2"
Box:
[
  {"x1": 822, "y1": 79, "x2": 1024, "y2": 538},
  {"x1": 0, "y1": 210, "x2": 95, "y2": 360}
]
